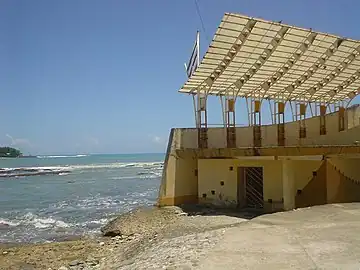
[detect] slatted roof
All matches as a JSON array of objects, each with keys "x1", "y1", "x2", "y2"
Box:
[{"x1": 179, "y1": 13, "x2": 360, "y2": 103}]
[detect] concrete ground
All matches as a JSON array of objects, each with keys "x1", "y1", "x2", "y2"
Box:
[{"x1": 198, "y1": 203, "x2": 360, "y2": 270}]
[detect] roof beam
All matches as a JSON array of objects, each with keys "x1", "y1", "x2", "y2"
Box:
[
  {"x1": 278, "y1": 38, "x2": 344, "y2": 100},
  {"x1": 255, "y1": 32, "x2": 317, "y2": 99},
  {"x1": 179, "y1": 13, "x2": 360, "y2": 103},
  {"x1": 217, "y1": 25, "x2": 290, "y2": 97},
  {"x1": 290, "y1": 45, "x2": 360, "y2": 101},
  {"x1": 189, "y1": 18, "x2": 256, "y2": 95},
  {"x1": 323, "y1": 69, "x2": 360, "y2": 102}
]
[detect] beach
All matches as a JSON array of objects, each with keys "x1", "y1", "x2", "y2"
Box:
[
  {"x1": 0, "y1": 205, "x2": 254, "y2": 270},
  {"x1": 0, "y1": 154, "x2": 256, "y2": 269},
  {"x1": 3, "y1": 155, "x2": 360, "y2": 269},
  {"x1": 3, "y1": 203, "x2": 360, "y2": 269}
]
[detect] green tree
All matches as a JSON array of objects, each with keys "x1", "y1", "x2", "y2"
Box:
[{"x1": 0, "y1": 147, "x2": 22, "y2": 157}]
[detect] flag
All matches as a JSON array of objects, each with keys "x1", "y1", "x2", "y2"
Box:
[{"x1": 185, "y1": 31, "x2": 200, "y2": 78}]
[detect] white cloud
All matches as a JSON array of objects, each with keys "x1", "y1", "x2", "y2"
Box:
[
  {"x1": 153, "y1": 136, "x2": 161, "y2": 143},
  {"x1": 149, "y1": 134, "x2": 163, "y2": 144},
  {"x1": 5, "y1": 134, "x2": 32, "y2": 147}
]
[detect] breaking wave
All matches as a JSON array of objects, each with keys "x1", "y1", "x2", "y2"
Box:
[
  {"x1": 36, "y1": 154, "x2": 89, "y2": 159},
  {"x1": 0, "y1": 162, "x2": 163, "y2": 178},
  {"x1": 0, "y1": 213, "x2": 70, "y2": 229},
  {"x1": 0, "y1": 189, "x2": 157, "y2": 242},
  {"x1": 0, "y1": 219, "x2": 20, "y2": 227}
]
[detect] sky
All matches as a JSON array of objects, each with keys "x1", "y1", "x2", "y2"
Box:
[{"x1": 1, "y1": 0, "x2": 360, "y2": 155}]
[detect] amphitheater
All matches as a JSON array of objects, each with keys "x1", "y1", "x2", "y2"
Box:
[{"x1": 158, "y1": 13, "x2": 360, "y2": 212}]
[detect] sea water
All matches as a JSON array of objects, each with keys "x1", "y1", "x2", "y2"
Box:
[{"x1": 0, "y1": 153, "x2": 164, "y2": 243}]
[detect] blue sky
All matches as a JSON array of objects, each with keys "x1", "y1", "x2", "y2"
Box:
[{"x1": 1, "y1": 0, "x2": 360, "y2": 155}]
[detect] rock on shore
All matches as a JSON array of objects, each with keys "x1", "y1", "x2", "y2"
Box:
[{"x1": 101, "y1": 206, "x2": 184, "y2": 237}]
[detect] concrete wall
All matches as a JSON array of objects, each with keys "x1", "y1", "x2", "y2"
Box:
[
  {"x1": 295, "y1": 161, "x2": 327, "y2": 208},
  {"x1": 347, "y1": 104, "x2": 360, "y2": 129},
  {"x1": 294, "y1": 159, "x2": 360, "y2": 207},
  {"x1": 327, "y1": 161, "x2": 360, "y2": 203},
  {"x1": 158, "y1": 105, "x2": 360, "y2": 209},
  {"x1": 196, "y1": 158, "x2": 320, "y2": 210},
  {"x1": 293, "y1": 160, "x2": 322, "y2": 191},
  {"x1": 179, "y1": 105, "x2": 360, "y2": 149},
  {"x1": 198, "y1": 159, "x2": 237, "y2": 206},
  {"x1": 158, "y1": 129, "x2": 198, "y2": 206},
  {"x1": 328, "y1": 157, "x2": 360, "y2": 183}
]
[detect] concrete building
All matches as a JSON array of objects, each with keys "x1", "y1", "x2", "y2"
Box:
[{"x1": 158, "y1": 13, "x2": 360, "y2": 212}]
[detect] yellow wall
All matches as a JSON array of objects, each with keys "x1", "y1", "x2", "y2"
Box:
[
  {"x1": 295, "y1": 161, "x2": 327, "y2": 208},
  {"x1": 198, "y1": 159, "x2": 238, "y2": 206},
  {"x1": 180, "y1": 128, "x2": 197, "y2": 149},
  {"x1": 260, "y1": 160, "x2": 283, "y2": 202},
  {"x1": 328, "y1": 157, "x2": 360, "y2": 182},
  {"x1": 174, "y1": 157, "x2": 198, "y2": 198},
  {"x1": 196, "y1": 158, "x2": 322, "y2": 209},
  {"x1": 158, "y1": 129, "x2": 198, "y2": 206},
  {"x1": 294, "y1": 159, "x2": 360, "y2": 208},
  {"x1": 197, "y1": 159, "x2": 284, "y2": 207},
  {"x1": 347, "y1": 105, "x2": 360, "y2": 129},
  {"x1": 236, "y1": 126, "x2": 253, "y2": 147},
  {"x1": 293, "y1": 160, "x2": 322, "y2": 191},
  {"x1": 208, "y1": 128, "x2": 227, "y2": 148},
  {"x1": 326, "y1": 161, "x2": 360, "y2": 203},
  {"x1": 180, "y1": 105, "x2": 360, "y2": 149},
  {"x1": 158, "y1": 105, "x2": 360, "y2": 208}
]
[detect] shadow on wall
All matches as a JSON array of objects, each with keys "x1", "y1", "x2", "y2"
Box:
[
  {"x1": 178, "y1": 203, "x2": 265, "y2": 219},
  {"x1": 295, "y1": 160, "x2": 327, "y2": 208},
  {"x1": 295, "y1": 159, "x2": 360, "y2": 208}
]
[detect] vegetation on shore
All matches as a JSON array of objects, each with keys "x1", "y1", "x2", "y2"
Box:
[{"x1": 0, "y1": 147, "x2": 22, "y2": 157}]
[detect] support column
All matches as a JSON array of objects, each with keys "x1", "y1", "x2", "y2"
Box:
[
  {"x1": 197, "y1": 94, "x2": 208, "y2": 148},
  {"x1": 226, "y1": 97, "x2": 236, "y2": 148},
  {"x1": 319, "y1": 104, "x2": 327, "y2": 135},
  {"x1": 192, "y1": 94, "x2": 198, "y2": 127},
  {"x1": 275, "y1": 101, "x2": 285, "y2": 146},
  {"x1": 299, "y1": 103, "x2": 307, "y2": 139},
  {"x1": 252, "y1": 99, "x2": 262, "y2": 147},
  {"x1": 282, "y1": 159, "x2": 295, "y2": 210},
  {"x1": 338, "y1": 106, "x2": 345, "y2": 131}
]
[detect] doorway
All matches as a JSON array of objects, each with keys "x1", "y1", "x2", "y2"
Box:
[{"x1": 237, "y1": 166, "x2": 264, "y2": 209}]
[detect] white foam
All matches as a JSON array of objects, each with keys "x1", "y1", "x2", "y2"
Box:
[
  {"x1": 22, "y1": 213, "x2": 71, "y2": 229},
  {"x1": 0, "y1": 218, "x2": 20, "y2": 227},
  {"x1": 1, "y1": 161, "x2": 164, "y2": 176},
  {"x1": 82, "y1": 218, "x2": 109, "y2": 226},
  {"x1": 36, "y1": 154, "x2": 89, "y2": 159}
]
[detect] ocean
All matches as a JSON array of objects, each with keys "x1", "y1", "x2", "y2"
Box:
[{"x1": 0, "y1": 153, "x2": 164, "y2": 244}]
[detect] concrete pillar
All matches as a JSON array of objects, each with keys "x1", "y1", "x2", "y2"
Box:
[{"x1": 282, "y1": 159, "x2": 295, "y2": 210}]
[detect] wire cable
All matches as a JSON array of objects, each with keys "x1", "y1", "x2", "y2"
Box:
[{"x1": 194, "y1": 0, "x2": 210, "y2": 42}]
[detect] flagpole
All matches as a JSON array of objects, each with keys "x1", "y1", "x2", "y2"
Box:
[
  {"x1": 184, "y1": 31, "x2": 200, "y2": 127},
  {"x1": 196, "y1": 31, "x2": 201, "y2": 128},
  {"x1": 197, "y1": 31, "x2": 200, "y2": 67}
]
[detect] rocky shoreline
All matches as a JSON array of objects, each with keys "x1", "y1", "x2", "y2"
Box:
[{"x1": 0, "y1": 205, "x2": 259, "y2": 270}]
